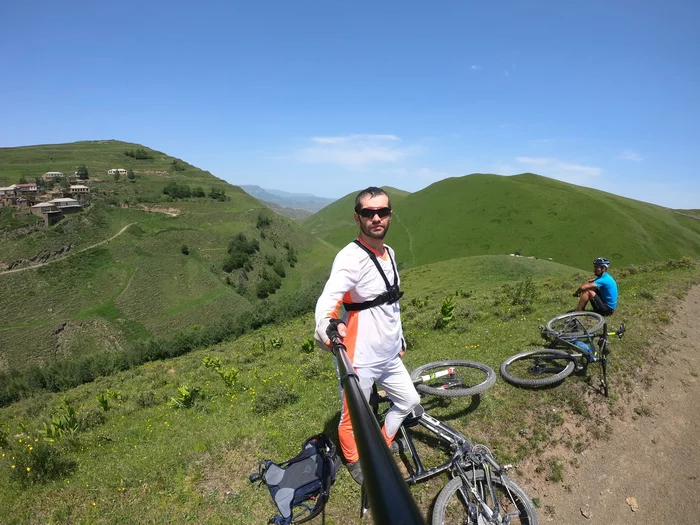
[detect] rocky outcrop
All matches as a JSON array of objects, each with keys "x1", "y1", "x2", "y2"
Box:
[{"x1": 2, "y1": 245, "x2": 72, "y2": 270}]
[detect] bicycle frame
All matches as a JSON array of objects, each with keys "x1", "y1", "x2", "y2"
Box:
[
  {"x1": 368, "y1": 389, "x2": 512, "y2": 521},
  {"x1": 539, "y1": 322, "x2": 624, "y2": 397}
]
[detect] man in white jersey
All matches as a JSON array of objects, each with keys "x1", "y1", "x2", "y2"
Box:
[{"x1": 314, "y1": 187, "x2": 420, "y2": 485}]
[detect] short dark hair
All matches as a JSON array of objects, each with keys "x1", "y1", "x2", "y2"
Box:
[{"x1": 354, "y1": 187, "x2": 391, "y2": 213}]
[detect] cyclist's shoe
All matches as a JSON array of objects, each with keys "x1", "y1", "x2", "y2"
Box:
[
  {"x1": 389, "y1": 438, "x2": 406, "y2": 455},
  {"x1": 346, "y1": 460, "x2": 363, "y2": 485}
]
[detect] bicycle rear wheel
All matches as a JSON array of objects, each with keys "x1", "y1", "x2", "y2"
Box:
[
  {"x1": 432, "y1": 470, "x2": 539, "y2": 525},
  {"x1": 545, "y1": 311, "x2": 604, "y2": 338},
  {"x1": 410, "y1": 360, "x2": 496, "y2": 398},
  {"x1": 500, "y1": 349, "x2": 575, "y2": 387}
]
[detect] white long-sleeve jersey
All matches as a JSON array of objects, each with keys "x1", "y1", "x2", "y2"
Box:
[{"x1": 314, "y1": 239, "x2": 404, "y2": 368}]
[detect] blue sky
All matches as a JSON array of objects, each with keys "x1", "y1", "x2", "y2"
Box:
[{"x1": 2, "y1": 1, "x2": 699, "y2": 207}]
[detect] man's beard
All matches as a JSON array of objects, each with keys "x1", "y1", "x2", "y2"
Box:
[{"x1": 360, "y1": 221, "x2": 390, "y2": 240}]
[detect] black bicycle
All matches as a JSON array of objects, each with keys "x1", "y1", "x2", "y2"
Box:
[
  {"x1": 370, "y1": 360, "x2": 538, "y2": 525},
  {"x1": 500, "y1": 312, "x2": 625, "y2": 396}
]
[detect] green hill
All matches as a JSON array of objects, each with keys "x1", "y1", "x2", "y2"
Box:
[
  {"x1": 0, "y1": 141, "x2": 336, "y2": 373},
  {"x1": 303, "y1": 173, "x2": 700, "y2": 270}
]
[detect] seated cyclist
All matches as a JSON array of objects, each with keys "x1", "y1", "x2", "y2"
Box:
[{"x1": 573, "y1": 257, "x2": 618, "y2": 316}]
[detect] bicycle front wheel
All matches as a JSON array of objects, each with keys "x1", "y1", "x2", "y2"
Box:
[
  {"x1": 545, "y1": 311, "x2": 604, "y2": 337},
  {"x1": 500, "y1": 349, "x2": 575, "y2": 387},
  {"x1": 410, "y1": 360, "x2": 496, "y2": 398},
  {"x1": 432, "y1": 470, "x2": 539, "y2": 525}
]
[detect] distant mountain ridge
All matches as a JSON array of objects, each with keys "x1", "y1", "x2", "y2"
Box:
[{"x1": 240, "y1": 185, "x2": 335, "y2": 212}]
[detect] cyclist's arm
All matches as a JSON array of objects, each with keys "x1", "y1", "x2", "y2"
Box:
[
  {"x1": 314, "y1": 251, "x2": 361, "y2": 348},
  {"x1": 574, "y1": 281, "x2": 599, "y2": 296}
]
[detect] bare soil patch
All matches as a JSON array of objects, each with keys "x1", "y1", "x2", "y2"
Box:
[{"x1": 523, "y1": 285, "x2": 700, "y2": 524}]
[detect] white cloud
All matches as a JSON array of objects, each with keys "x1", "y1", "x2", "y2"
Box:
[
  {"x1": 296, "y1": 134, "x2": 415, "y2": 167},
  {"x1": 619, "y1": 150, "x2": 643, "y2": 162},
  {"x1": 516, "y1": 156, "x2": 603, "y2": 183},
  {"x1": 471, "y1": 65, "x2": 482, "y2": 70}
]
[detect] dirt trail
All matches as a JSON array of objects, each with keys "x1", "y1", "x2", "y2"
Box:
[
  {"x1": 0, "y1": 223, "x2": 135, "y2": 275},
  {"x1": 534, "y1": 285, "x2": 700, "y2": 524}
]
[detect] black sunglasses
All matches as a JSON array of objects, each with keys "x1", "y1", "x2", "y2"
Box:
[{"x1": 358, "y1": 207, "x2": 392, "y2": 219}]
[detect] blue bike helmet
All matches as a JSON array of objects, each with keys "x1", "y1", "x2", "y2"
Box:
[{"x1": 593, "y1": 257, "x2": 610, "y2": 268}]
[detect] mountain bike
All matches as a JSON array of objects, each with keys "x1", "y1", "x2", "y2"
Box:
[
  {"x1": 368, "y1": 360, "x2": 539, "y2": 525},
  {"x1": 500, "y1": 312, "x2": 625, "y2": 396}
]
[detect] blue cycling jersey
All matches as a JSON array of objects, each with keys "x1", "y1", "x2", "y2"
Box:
[{"x1": 594, "y1": 272, "x2": 618, "y2": 310}]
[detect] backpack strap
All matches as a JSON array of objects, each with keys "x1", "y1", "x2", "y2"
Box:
[{"x1": 343, "y1": 240, "x2": 403, "y2": 312}]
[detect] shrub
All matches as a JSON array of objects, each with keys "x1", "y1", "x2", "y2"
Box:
[
  {"x1": 667, "y1": 256, "x2": 696, "y2": 269},
  {"x1": 124, "y1": 148, "x2": 153, "y2": 160},
  {"x1": 300, "y1": 338, "x2": 315, "y2": 354},
  {"x1": 411, "y1": 297, "x2": 427, "y2": 308},
  {"x1": 181, "y1": 244, "x2": 189, "y2": 255},
  {"x1": 75, "y1": 165, "x2": 89, "y2": 180},
  {"x1": 6, "y1": 435, "x2": 77, "y2": 485},
  {"x1": 168, "y1": 385, "x2": 202, "y2": 409},
  {"x1": 286, "y1": 246, "x2": 297, "y2": 267},
  {"x1": 273, "y1": 260, "x2": 286, "y2": 278},
  {"x1": 510, "y1": 276, "x2": 538, "y2": 306},
  {"x1": 434, "y1": 296, "x2": 456, "y2": 329},
  {"x1": 0, "y1": 421, "x2": 8, "y2": 448},
  {"x1": 256, "y1": 213, "x2": 272, "y2": 229},
  {"x1": 300, "y1": 352, "x2": 327, "y2": 380},
  {"x1": 639, "y1": 289, "x2": 654, "y2": 300},
  {"x1": 163, "y1": 182, "x2": 191, "y2": 199},
  {"x1": 252, "y1": 379, "x2": 299, "y2": 414},
  {"x1": 136, "y1": 391, "x2": 158, "y2": 408},
  {"x1": 209, "y1": 188, "x2": 228, "y2": 201},
  {"x1": 78, "y1": 408, "x2": 107, "y2": 430},
  {"x1": 203, "y1": 356, "x2": 239, "y2": 389}
]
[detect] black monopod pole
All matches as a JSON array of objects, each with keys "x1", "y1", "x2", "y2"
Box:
[{"x1": 332, "y1": 337, "x2": 425, "y2": 525}]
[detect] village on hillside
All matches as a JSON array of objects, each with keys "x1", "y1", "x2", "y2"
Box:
[{"x1": 0, "y1": 168, "x2": 131, "y2": 226}]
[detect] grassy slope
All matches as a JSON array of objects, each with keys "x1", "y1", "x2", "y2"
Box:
[
  {"x1": 0, "y1": 141, "x2": 336, "y2": 370},
  {"x1": 303, "y1": 173, "x2": 700, "y2": 270},
  {"x1": 1, "y1": 254, "x2": 698, "y2": 524}
]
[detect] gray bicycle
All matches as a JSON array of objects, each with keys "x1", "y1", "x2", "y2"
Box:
[{"x1": 500, "y1": 312, "x2": 625, "y2": 396}]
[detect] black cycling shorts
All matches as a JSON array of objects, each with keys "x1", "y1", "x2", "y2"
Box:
[{"x1": 591, "y1": 294, "x2": 614, "y2": 316}]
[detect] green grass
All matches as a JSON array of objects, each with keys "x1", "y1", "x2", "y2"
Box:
[
  {"x1": 0, "y1": 207, "x2": 43, "y2": 234},
  {"x1": 303, "y1": 173, "x2": 700, "y2": 270},
  {"x1": 1, "y1": 255, "x2": 697, "y2": 524},
  {"x1": 0, "y1": 142, "x2": 336, "y2": 370}
]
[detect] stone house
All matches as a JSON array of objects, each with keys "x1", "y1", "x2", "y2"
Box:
[{"x1": 43, "y1": 171, "x2": 65, "y2": 182}]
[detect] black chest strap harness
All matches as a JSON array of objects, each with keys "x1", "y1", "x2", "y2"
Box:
[{"x1": 343, "y1": 239, "x2": 403, "y2": 312}]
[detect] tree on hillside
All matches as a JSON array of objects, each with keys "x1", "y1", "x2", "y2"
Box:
[
  {"x1": 163, "y1": 182, "x2": 192, "y2": 199},
  {"x1": 127, "y1": 169, "x2": 135, "y2": 182},
  {"x1": 124, "y1": 148, "x2": 153, "y2": 160},
  {"x1": 18, "y1": 176, "x2": 28, "y2": 184},
  {"x1": 35, "y1": 177, "x2": 45, "y2": 188},
  {"x1": 209, "y1": 188, "x2": 228, "y2": 201},
  {"x1": 76, "y1": 165, "x2": 89, "y2": 180},
  {"x1": 114, "y1": 171, "x2": 121, "y2": 182},
  {"x1": 192, "y1": 186, "x2": 205, "y2": 198}
]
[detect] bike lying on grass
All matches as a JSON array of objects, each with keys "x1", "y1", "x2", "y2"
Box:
[
  {"x1": 369, "y1": 359, "x2": 539, "y2": 525},
  {"x1": 500, "y1": 311, "x2": 626, "y2": 397}
]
